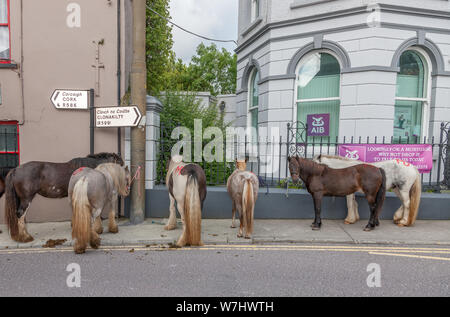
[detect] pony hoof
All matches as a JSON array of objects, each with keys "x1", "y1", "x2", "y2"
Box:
[
  {"x1": 397, "y1": 223, "x2": 406, "y2": 227},
  {"x1": 344, "y1": 220, "x2": 355, "y2": 225},
  {"x1": 364, "y1": 226, "x2": 375, "y2": 232},
  {"x1": 96, "y1": 228, "x2": 104, "y2": 235},
  {"x1": 244, "y1": 236, "x2": 251, "y2": 239},
  {"x1": 164, "y1": 225, "x2": 176, "y2": 231},
  {"x1": 231, "y1": 225, "x2": 236, "y2": 228},
  {"x1": 109, "y1": 226, "x2": 119, "y2": 234},
  {"x1": 74, "y1": 248, "x2": 86, "y2": 254},
  {"x1": 237, "y1": 233, "x2": 243, "y2": 238},
  {"x1": 311, "y1": 224, "x2": 321, "y2": 230},
  {"x1": 16, "y1": 235, "x2": 34, "y2": 243},
  {"x1": 90, "y1": 238, "x2": 101, "y2": 249}
]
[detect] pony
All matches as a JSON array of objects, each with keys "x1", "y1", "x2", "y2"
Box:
[
  {"x1": 288, "y1": 156, "x2": 386, "y2": 231},
  {"x1": 0, "y1": 167, "x2": 14, "y2": 199},
  {"x1": 4, "y1": 153, "x2": 123, "y2": 243},
  {"x1": 165, "y1": 155, "x2": 207, "y2": 247},
  {"x1": 314, "y1": 155, "x2": 421, "y2": 227},
  {"x1": 69, "y1": 163, "x2": 131, "y2": 254},
  {"x1": 227, "y1": 158, "x2": 259, "y2": 239}
]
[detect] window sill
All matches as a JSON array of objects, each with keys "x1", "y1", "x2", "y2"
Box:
[
  {"x1": 0, "y1": 63, "x2": 18, "y2": 69},
  {"x1": 290, "y1": 0, "x2": 336, "y2": 10},
  {"x1": 242, "y1": 18, "x2": 262, "y2": 37}
]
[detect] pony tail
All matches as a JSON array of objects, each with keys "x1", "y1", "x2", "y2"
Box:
[
  {"x1": 242, "y1": 178, "x2": 254, "y2": 237},
  {"x1": 4, "y1": 171, "x2": 19, "y2": 241},
  {"x1": 71, "y1": 177, "x2": 91, "y2": 254},
  {"x1": 184, "y1": 174, "x2": 202, "y2": 246},
  {"x1": 407, "y1": 172, "x2": 422, "y2": 226}
]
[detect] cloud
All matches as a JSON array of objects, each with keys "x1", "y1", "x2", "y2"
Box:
[{"x1": 169, "y1": 0, "x2": 238, "y2": 63}]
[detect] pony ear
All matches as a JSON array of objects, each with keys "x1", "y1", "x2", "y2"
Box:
[{"x1": 288, "y1": 157, "x2": 291, "y2": 162}]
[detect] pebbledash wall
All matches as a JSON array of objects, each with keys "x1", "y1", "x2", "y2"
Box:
[
  {"x1": 0, "y1": 0, "x2": 132, "y2": 223},
  {"x1": 235, "y1": 0, "x2": 450, "y2": 142}
]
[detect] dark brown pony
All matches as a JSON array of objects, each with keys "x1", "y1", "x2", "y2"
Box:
[
  {"x1": 288, "y1": 156, "x2": 386, "y2": 231},
  {"x1": 4, "y1": 153, "x2": 123, "y2": 243},
  {"x1": 0, "y1": 167, "x2": 14, "y2": 199}
]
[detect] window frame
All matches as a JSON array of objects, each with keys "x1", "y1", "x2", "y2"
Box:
[
  {"x1": 293, "y1": 50, "x2": 342, "y2": 128},
  {"x1": 394, "y1": 47, "x2": 432, "y2": 142},
  {"x1": 0, "y1": 121, "x2": 20, "y2": 167},
  {"x1": 251, "y1": 0, "x2": 260, "y2": 22},
  {"x1": 247, "y1": 68, "x2": 259, "y2": 142},
  {"x1": 0, "y1": 0, "x2": 11, "y2": 64}
]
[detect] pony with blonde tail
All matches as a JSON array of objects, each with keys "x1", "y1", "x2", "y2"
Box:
[
  {"x1": 227, "y1": 158, "x2": 259, "y2": 238},
  {"x1": 165, "y1": 155, "x2": 207, "y2": 247},
  {"x1": 69, "y1": 163, "x2": 130, "y2": 254}
]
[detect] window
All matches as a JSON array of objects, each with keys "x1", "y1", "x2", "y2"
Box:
[
  {"x1": 295, "y1": 52, "x2": 341, "y2": 142},
  {"x1": 0, "y1": 0, "x2": 10, "y2": 63},
  {"x1": 251, "y1": 0, "x2": 260, "y2": 22},
  {"x1": 248, "y1": 68, "x2": 259, "y2": 141},
  {"x1": 0, "y1": 121, "x2": 19, "y2": 168},
  {"x1": 394, "y1": 49, "x2": 430, "y2": 143}
]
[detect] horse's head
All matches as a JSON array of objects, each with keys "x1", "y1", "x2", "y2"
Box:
[
  {"x1": 235, "y1": 157, "x2": 248, "y2": 171},
  {"x1": 123, "y1": 166, "x2": 132, "y2": 196},
  {"x1": 288, "y1": 156, "x2": 300, "y2": 184}
]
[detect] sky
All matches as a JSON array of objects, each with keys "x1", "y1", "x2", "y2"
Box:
[{"x1": 169, "y1": 0, "x2": 239, "y2": 63}]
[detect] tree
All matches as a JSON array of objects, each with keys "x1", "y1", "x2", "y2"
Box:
[
  {"x1": 185, "y1": 43, "x2": 237, "y2": 96},
  {"x1": 146, "y1": 0, "x2": 174, "y2": 96}
]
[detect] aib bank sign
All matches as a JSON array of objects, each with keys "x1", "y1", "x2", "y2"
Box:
[{"x1": 307, "y1": 114, "x2": 330, "y2": 137}]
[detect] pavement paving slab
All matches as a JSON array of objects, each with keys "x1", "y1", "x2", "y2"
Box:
[{"x1": 0, "y1": 218, "x2": 450, "y2": 249}]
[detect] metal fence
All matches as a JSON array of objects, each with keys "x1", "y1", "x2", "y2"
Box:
[
  {"x1": 0, "y1": 124, "x2": 19, "y2": 168},
  {"x1": 156, "y1": 122, "x2": 450, "y2": 193}
]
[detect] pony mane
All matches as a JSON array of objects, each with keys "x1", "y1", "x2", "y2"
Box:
[
  {"x1": 87, "y1": 152, "x2": 123, "y2": 164},
  {"x1": 295, "y1": 156, "x2": 326, "y2": 175},
  {"x1": 96, "y1": 163, "x2": 128, "y2": 196},
  {"x1": 317, "y1": 154, "x2": 358, "y2": 162}
]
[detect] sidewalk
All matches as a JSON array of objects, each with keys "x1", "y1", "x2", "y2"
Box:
[{"x1": 1, "y1": 218, "x2": 450, "y2": 249}]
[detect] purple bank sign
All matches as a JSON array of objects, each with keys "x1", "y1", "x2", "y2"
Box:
[
  {"x1": 307, "y1": 114, "x2": 330, "y2": 137},
  {"x1": 338, "y1": 144, "x2": 433, "y2": 173}
]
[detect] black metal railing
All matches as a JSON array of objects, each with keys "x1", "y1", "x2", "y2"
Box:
[{"x1": 156, "y1": 122, "x2": 450, "y2": 193}]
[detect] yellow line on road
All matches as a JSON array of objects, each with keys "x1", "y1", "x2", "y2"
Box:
[{"x1": 369, "y1": 252, "x2": 450, "y2": 262}]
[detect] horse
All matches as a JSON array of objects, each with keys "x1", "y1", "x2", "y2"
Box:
[
  {"x1": 314, "y1": 155, "x2": 421, "y2": 227},
  {"x1": 69, "y1": 163, "x2": 130, "y2": 254},
  {"x1": 288, "y1": 156, "x2": 386, "y2": 231},
  {"x1": 0, "y1": 167, "x2": 14, "y2": 199},
  {"x1": 227, "y1": 158, "x2": 259, "y2": 239},
  {"x1": 165, "y1": 155, "x2": 207, "y2": 247},
  {"x1": 4, "y1": 153, "x2": 123, "y2": 243}
]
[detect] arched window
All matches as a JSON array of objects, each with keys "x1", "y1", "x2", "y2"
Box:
[
  {"x1": 295, "y1": 52, "x2": 341, "y2": 141},
  {"x1": 248, "y1": 68, "x2": 259, "y2": 141},
  {"x1": 394, "y1": 49, "x2": 430, "y2": 143}
]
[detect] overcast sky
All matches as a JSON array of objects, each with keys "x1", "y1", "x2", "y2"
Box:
[{"x1": 169, "y1": 0, "x2": 238, "y2": 63}]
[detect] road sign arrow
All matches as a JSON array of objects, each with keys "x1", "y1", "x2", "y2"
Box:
[
  {"x1": 95, "y1": 106, "x2": 143, "y2": 128},
  {"x1": 51, "y1": 89, "x2": 89, "y2": 110}
]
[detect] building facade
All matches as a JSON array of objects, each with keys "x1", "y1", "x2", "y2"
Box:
[
  {"x1": 0, "y1": 0, "x2": 132, "y2": 222},
  {"x1": 236, "y1": 0, "x2": 450, "y2": 143}
]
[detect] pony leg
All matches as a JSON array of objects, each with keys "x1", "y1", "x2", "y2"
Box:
[
  {"x1": 108, "y1": 197, "x2": 119, "y2": 234},
  {"x1": 176, "y1": 201, "x2": 187, "y2": 247},
  {"x1": 392, "y1": 188, "x2": 404, "y2": 224},
  {"x1": 237, "y1": 207, "x2": 245, "y2": 238},
  {"x1": 364, "y1": 195, "x2": 378, "y2": 231},
  {"x1": 231, "y1": 201, "x2": 236, "y2": 228},
  {"x1": 311, "y1": 193, "x2": 323, "y2": 230},
  {"x1": 93, "y1": 216, "x2": 103, "y2": 234},
  {"x1": 89, "y1": 214, "x2": 101, "y2": 249},
  {"x1": 165, "y1": 194, "x2": 177, "y2": 231},
  {"x1": 17, "y1": 203, "x2": 34, "y2": 243},
  {"x1": 344, "y1": 194, "x2": 359, "y2": 224},
  {"x1": 397, "y1": 189, "x2": 411, "y2": 227}
]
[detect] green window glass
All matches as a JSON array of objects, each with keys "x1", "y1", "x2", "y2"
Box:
[
  {"x1": 394, "y1": 50, "x2": 426, "y2": 143},
  {"x1": 249, "y1": 70, "x2": 259, "y2": 141},
  {"x1": 296, "y1": 52, "x2": 340, "y2": 142}
]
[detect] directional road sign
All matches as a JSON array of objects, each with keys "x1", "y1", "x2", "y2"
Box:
[
  {"x1": 95, "y1": 106, "x2": 143, "y2": 128},
  {"x1": 51, "y1": 89, "x2": 89, "y2": 110}
]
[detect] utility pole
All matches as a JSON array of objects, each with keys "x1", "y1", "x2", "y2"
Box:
[{"x1": 130, "y1": 0, "x2": 147, "y2": 224}]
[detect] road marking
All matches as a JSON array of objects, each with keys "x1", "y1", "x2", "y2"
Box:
[{"x1": 369, "y1": 252, "x2": 450, "y2": 262}]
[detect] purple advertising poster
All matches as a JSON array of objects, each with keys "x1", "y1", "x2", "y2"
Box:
[
  {"x1": 307, "y1": 114, "x2": 330, "y2": 137},
  {"x1": 338, "y1": 144, "x2": 433, "y2": 173}
]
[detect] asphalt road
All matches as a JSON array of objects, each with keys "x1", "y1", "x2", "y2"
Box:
[{"x1": 0, "y1": 244, "x2": 449, "y2": 297}]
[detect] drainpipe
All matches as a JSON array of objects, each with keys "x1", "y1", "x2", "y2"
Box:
[
  {"x1": 117, "y1": 0, "x2": 122, "y2": 216},
  {"x1": 18, "y1": 0, "x2": 25, "y2": 125}
]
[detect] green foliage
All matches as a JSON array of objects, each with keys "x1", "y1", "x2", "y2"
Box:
[
  {"x1": 156, "y1": 91, "x2": 234, "y2": 185},
  {"x1": 146, "y1": 0, "x2": 174, "y2": 96},
  {"x1": 278, "y1": 178, "x2": 304, "y2": 189},
  {"x1": 165, "y1": 43, "x2": 237, "y2": 96}
]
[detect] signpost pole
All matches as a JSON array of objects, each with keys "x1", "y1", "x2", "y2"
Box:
[
  {"x1": 90, "y1": 88, "x2": 95, "y2": 155},
  {"x1": 130, "y1": 0, "x2": 146, "y2": 224}
]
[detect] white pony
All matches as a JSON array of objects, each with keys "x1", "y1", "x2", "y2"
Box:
[{"x1": 314, "y1": 155, "x2": 421, "y2": 226}]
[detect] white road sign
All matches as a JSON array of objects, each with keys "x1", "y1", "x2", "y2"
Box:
[
  {"x1": 51, "y1": 89, "x2": 89, "y2": 110},
  {"x1": 95, "y1": 106, "x2": 142, "y2": 128}
]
